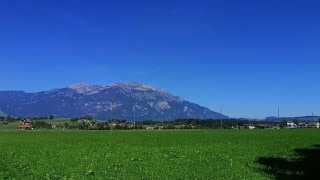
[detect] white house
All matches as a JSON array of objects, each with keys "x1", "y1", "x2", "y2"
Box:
[
  {"x1": 286, "y1": 122, "x2": 298, "y2": 129},
  {"x1": 317, "y1": 122, "x2": 320, "y2": 129},
  {"x1": 146, "y1": 126, "x2": 155, "y2": 130}
]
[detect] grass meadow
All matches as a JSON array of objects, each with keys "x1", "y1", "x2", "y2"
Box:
[{"x1": 0, "y1": 129, "x2": 319, "y2": 179}]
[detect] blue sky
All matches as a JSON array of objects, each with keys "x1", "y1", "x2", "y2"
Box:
[{"x1": 0, "y1": 0, "x2": 319, "y2": 118}]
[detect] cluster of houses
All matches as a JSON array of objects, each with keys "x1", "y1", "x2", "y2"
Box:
[
  {"x1": 232, "y1": 121, "x2": 320, "y2": 130},
  {"x1": 17, "y1": 118, "x2": 33, "y2": 130},
  {"x1": 232, "y1": 124, "x2": 280, "y2": 130},
  {"x1": 110, "y1": 121, "x2": 134, "y2": 129},
  {"x1": 286, "y1": 121, "x2": 320, "y2": 129}
]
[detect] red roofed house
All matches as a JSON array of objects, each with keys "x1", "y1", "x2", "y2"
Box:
[{"x1": 17, "y1": 124, "x2": 33, "y2": 130}]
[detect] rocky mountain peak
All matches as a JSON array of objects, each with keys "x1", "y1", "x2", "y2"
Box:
[
  {"x1": 67, "y1": 83, "x2": 99, "y2": 94},
  {"x1": 68, "y1": 83, "x2": 91, "y2": 89},
  {"x1": 107, "y1": 82, "x2": 156, "y2": 91}
]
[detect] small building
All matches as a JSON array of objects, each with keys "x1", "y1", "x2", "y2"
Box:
[
  {"x1": 317, "y1": 122, "x2": 320, "y2": 129},
  {"x1": 298, "y1": 122, "x2": 308, "y2": 128},
  {"x1": 20, "y1": 118, "x2": 31, "y2": 124},
  {"x1": 286, "y1": 122, "x2": 298, "y2": 129},
  {"x1": 51, "y1": 124, "x2": 61, "y2": 129},
  {"x1": 146, "y1": 126, "x2": 155, "y2": 130},
  {"x1": 308, "y1": 122, "x2": 318, "y2": 128},
  {"x1": 249, "y1": 125, "x2": 256, "y2": 130},
  {"x1": 89, "y1": 124, "x2": 98, "y2": 130},
  {"x1": 17, "y1": 124, "x2": 33, "y2": 130}
]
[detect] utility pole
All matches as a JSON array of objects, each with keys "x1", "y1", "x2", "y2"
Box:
[
  {"x1": 110, "y1": 96, "x2": 114, "y2": 131},
  {"x1": 131, "y1": 86, "x2": 136, "y2": 130},
  {"x1": 278, "y1": 107, "x2": 280, "y2": 129},
  {"x1": 110, "y1": 92, "x2": 118, "y2": 131},
  {"x1": 133, "y1": 103, "x2": 136, "y2": 130},
  {"x1": 220, "y1": 106, "x2": 223, "y2": 130}
]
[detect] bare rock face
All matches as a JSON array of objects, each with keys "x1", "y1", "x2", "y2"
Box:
[{"x1": 0, "y1": 83, "x2": 228, "y2": 121}]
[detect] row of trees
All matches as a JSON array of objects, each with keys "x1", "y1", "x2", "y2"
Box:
[
  {"x1": 135, "y1": 119, "x2": 276, "y2": 129},
  {"x1": 139, "y1": 118, "x2": 320, "y2": 129},
  {"x1": 32, "y1": 121, "x2": 52, "y2": 129},
  {"x1": 0, "y1": 115, "x2": 55, "y2": 121},
  {"x1": 30, "y1": 120, "x2": 138, "y2": 130}
]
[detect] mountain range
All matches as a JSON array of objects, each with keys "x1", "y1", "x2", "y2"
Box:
[{"x1": 0, "y1": 83, "x2": 228, "y2": 121}]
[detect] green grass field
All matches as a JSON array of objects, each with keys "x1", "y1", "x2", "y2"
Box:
[{"x1": 0, "y1": 129, "x2": 319, "y2": 179}]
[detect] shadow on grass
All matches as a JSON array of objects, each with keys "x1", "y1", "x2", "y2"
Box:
[{"x1": 257, "y1": 145, "x2": 320, "y2": 179}]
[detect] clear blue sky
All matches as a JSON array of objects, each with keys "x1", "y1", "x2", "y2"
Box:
[{"x1": 0, "y1": 0, "x2": 319, "y2": 119}]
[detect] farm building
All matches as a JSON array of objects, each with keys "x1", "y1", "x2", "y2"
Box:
[{"x1": 17, "y1": 124, "x2": 33, "y2": 130}]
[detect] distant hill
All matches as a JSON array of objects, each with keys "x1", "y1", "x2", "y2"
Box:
[
  {"x1": 0, "y1": 83, "x2": 228, "y2": 121},
  {"x1": 265, "y1": 116, "x2": 320, "y2": 122}
]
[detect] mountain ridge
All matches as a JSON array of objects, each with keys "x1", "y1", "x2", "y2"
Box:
[{"x1": 0, "y1": 83, "x2": 228, "y2": 121}]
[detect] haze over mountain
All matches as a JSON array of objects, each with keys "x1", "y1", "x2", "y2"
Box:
[{"x1": 0, "y1": 83, "x2": 228, "y2": 121}]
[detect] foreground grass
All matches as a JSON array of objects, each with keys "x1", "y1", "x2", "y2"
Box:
[{"x1": 0, "y1": 129, "x2": 319, "y2": 179}]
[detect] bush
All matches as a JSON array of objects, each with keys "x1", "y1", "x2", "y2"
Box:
[
  {"x1": 64, "y1": 123, "x2": 69, "y2": 128},
  {"x1": 32, "y1": 121, "x2": 52, "y2": 129}
]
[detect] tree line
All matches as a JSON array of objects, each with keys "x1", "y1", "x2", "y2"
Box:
[{"x1": 0, "y1": 115, "x2": 55, "y2": 122}]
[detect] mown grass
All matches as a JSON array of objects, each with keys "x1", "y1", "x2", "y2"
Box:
[{"x1": 0, "y1": 129, "x2": 319, "y2": 179}]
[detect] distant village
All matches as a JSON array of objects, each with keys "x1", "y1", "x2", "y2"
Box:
[{"x1": 1, "y1": 115, "x2": 320, "y2": 130}]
